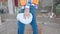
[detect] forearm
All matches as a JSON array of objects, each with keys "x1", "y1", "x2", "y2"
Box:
[
  {"x1": 24, "y1": 0, "x2": 30, "y2": 12},
  {"x1": 25, "y1": 0, "x2": 30, "y2": 9}
]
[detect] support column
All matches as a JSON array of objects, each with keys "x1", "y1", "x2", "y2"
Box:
[
  {"x1": 8, "y1": 0, "x2": 14, "y2": 14},
  {"x1": 0, "y1": 15, "x2": 1, "y2": 25},
  {"x1": 0, "y1": 1, "x2": 2, "y2": 25}
]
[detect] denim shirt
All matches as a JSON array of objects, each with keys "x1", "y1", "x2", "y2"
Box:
[{"x1": 21, "y1": 0, "x2": 38, "y2": 9}]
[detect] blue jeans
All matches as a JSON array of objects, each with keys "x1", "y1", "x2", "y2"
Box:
[{"x1": 18, "y1": 6, "x2": 38, "y2": 34}]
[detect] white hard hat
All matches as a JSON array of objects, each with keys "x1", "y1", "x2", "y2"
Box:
[{"x1": 17, "y1": 13, "x2": 33, "y2": 24}]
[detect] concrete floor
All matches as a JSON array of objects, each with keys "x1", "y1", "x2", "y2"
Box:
[{"x1": 0, "y1": 13, "x2": 60, "y2": 34}]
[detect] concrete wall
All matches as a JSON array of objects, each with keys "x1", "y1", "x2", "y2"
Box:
[{"x1": 40, "y1": 0, "x2": 53, "y2": 7}]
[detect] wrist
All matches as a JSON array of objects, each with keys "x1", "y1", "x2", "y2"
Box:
[
  {"x1": 25, "y1": 6, "x2": 30, "y2": 8},
  {"x1": 25, "y1": 8, "x2": 30, "y2": 13}
]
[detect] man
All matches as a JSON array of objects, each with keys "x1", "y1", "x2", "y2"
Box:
[{"x1": 18, "y1": 0, "x2": 39, "y2": 34}]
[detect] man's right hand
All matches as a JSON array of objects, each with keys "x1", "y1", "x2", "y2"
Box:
[{"x1": 24, "y1": 8, "x2": 30, "y2": 19}]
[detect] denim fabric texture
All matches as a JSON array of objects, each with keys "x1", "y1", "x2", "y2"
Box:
[{"x1": 18, "y1": 6, "x2": 38, "y2": 34}]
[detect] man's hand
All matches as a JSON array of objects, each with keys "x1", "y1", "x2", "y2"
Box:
[{"x1": 24, "y1": 8, "x2": 30, "y2": 19}]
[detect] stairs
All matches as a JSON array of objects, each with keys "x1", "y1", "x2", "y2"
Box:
[{"x1": 1, "y1": 14, "x2": 17, "y2": 22}]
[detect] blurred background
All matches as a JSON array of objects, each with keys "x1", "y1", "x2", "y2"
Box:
[{"x1": 0, "y1": 0, "x2": 60, "y2": 34}]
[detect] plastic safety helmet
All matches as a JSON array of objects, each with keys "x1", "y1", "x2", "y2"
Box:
[{"x1": 17, "y1": 13, "x2": 33, "y2": 24}]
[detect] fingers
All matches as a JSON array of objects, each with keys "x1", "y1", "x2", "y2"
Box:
[
  {"x1": 24, "y1": 13, "x2": 30, "y2": 19},
  {"x1": 24, "y1": 13, "x2": 26, "y2": 19},
  {"x1": 28, "y1": 13, "x2": 30, "y2": 18},
  {"x1": 24, "y1": 8, "x2": 30, "y2": 19}
]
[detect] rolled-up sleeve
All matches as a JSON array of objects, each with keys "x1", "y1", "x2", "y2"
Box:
[{"x1": 21, "y1": 0, "x2": 38, "y2": 9}]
